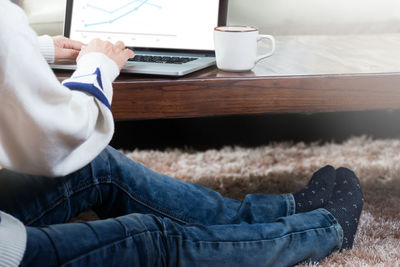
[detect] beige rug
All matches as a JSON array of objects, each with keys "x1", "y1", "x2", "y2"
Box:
[{"x1": 118, "y1": 135, "x2": 400, "y2": 266}]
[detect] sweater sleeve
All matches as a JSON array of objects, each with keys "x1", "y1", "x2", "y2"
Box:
[
  {"x1": 0, "y1": 212, "x2": 27, "y2": 267},
  {"x1": 0, "y1": 0, "x2": 119, "y2": 177},
  {"x1": 38, "y1": 35, "x2": 55, "y2": 63}
]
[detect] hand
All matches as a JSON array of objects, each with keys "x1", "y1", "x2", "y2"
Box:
[
  {"x1": 77, "y1": 39, "x2": 135, "y2": 70},
  {"x1": 53, "y1": 36, "x2": 84, "y2": 62}
]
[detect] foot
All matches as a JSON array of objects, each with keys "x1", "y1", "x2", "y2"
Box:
[
  {"x1": 324, "y1": 167, "x2": 364, "y2": 250},
  {"x1": 293, "y1": 165, "x2": 336, "y2": 213}
]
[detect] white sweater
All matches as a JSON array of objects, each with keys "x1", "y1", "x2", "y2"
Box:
[
  {"x1": 0, "y1": 1, "x2": 121, "y2": 265},
  {"x1": 0, "y1": 0, "x2": 119, "y2": 177}
]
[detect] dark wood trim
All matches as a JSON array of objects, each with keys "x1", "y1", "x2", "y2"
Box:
[{"x1": 110, "y1": 72, "x2": 400, "y2": 120}]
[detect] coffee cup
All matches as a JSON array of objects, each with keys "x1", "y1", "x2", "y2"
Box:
[{"x1": 214, "y1": 26, "x2": 275, "y2": 72}]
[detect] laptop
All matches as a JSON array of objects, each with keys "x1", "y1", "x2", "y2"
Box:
[{"x1": 51, "y1": 0, "x2": 228, "y2": 76}]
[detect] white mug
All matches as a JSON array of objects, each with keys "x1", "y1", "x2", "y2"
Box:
[{"x1": 214, "y1": 26, "x2": 275, "y2": 72}]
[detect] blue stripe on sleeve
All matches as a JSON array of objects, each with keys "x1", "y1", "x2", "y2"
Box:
[
  {"x1": 94, "y1": 68, "x2": 104, "y2": 90},
  {"x1": 63, "y1": 82, "x2": 111, "y2": 109}
]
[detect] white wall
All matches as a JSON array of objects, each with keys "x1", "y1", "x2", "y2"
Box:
[
  {"x1": 228, "y1": 0, "x2": 400, "y2": 35},
  {"x1": 23, "y1": 0, "x2": 400, "y2": 36}
]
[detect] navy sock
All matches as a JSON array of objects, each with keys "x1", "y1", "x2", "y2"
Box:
[
  {"x1": 324, "y1": 167, "x2": 364, "y2": 250},
  {"x1": 293, "y1": 165, "x2": 336, "y2": 213}
]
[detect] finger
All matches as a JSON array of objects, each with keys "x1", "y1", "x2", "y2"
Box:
[
  {"x1": 63, "y1": 39, "x2": 85, "y2": 51},
  {"x1": 91, "y1": 38, "x2": 102, "y2": 44},
  {"x1": 123, "y1": 48, "x2": 135, "y2": 59},
  {"x1": 104, "y1": 40, "x2": 113, "y2": 48},
  {"x1": 115, "y1": 41, "x2": 125, "y2": 50},
  {"x1": 57, "y1": 48, "x2": 80, "y2": 61}
]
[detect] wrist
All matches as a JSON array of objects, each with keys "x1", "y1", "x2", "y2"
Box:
[{"x1": 76, "y1": 52, "x2": 120, "y2": 82}]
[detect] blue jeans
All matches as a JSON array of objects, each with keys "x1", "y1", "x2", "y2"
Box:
[{"x1": 0, "y1": 146, "x2": 343, "y2": 266}]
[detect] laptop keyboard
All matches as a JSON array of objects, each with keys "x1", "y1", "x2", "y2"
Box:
[{"x1": 129, "y1": 55, "x2": 198, "y2": 64}]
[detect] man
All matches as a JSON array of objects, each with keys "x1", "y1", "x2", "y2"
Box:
[{"x1": 0, "y1": 1, "x2": 364, "y2": 266}]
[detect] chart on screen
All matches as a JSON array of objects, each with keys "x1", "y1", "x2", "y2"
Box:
[{"x1": 69, "y1": 0, "x2": 219, "y2": 50}]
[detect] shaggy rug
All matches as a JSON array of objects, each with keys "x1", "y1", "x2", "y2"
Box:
[{"x1": 79, "y1": 135, "x2": 400, "y2": 266}]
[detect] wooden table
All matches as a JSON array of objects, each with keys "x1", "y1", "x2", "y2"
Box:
[{"x1": 55, "y1": 34, "x2": 400, "y2": 120}]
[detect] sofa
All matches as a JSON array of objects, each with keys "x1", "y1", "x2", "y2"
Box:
[
  {"x1": 19, "y1": 0, "x2": 65, "y2": 36},
  {"x1": 17, "y1": 0, "x2": 400, "y2": 37}
]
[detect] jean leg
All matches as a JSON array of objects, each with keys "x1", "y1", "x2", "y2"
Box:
[
  {"x1": 90, "y1": 146, "x2": 295, "y2": 225},
  {"x1": 21, "y1": 208, "x2": 343, "y2": 267},
  {"x1": 0, "y1": 169, "x2": 70, "y2": 226},
  {"x1": 0, "y1": 145, "x2": 294, "y2": 227},
  {"x1": 0, "y1": 164, "x2": 103, "y2": 226}
]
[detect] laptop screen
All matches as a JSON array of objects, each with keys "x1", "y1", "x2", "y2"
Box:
[{"x1": 67, "y1": 0, "x2": 222, "y2": 51}]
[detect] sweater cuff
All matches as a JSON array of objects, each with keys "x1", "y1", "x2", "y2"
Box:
[
  {"x1": 62, "y1": 53, "x2": 119, "y2": 109},
  {"x1": 38, "y1": 35, "x2": 55, "y2": 64},
  {"x1": 76, "y1": 52, "x2": 120, "y2": 83},
  {"x1": 0, "y1": 212, "x2": 27, "y2": 267}
]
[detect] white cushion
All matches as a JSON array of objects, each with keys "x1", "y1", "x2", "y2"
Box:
[{"x1": 23, "y1": 0, "x2": 65, "y2": 36}]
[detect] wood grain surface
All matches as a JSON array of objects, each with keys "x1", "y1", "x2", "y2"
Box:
[{"x1": 55, "y1": 34, "x2": 400, "y2": 120}]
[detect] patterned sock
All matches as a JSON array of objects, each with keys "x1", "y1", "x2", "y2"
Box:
[
  {"x1": 324, "y1": 167, "x2": 364, "y2": 250},
  {"x1": 293, "y1": 165, "x2": 336, "y2": 213}
]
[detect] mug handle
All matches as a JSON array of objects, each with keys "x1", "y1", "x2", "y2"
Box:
[{"x1": 255, "y1": 35, "x2": 276, "y2": 64}]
